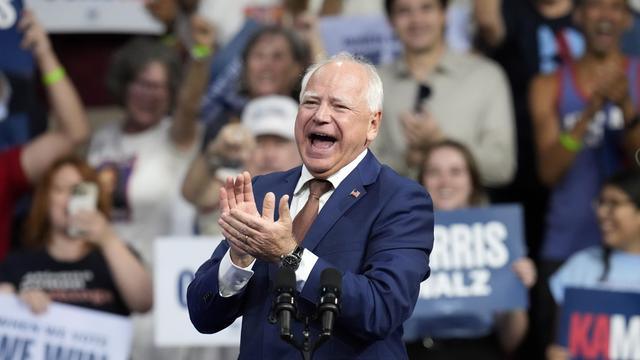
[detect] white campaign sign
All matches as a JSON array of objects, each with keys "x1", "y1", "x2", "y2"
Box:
[
  {"x1": 25, "y1": 0, "x2": 164, "y2": 33},
  {"x1": 154, "y1": 236, "x2": 242, "y2": 347},
  {"x1": 0, "y1": 294, "x2": 132, "y2": 359}
]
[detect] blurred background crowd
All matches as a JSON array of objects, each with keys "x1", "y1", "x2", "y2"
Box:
[{"x1": 1, "y1": 0, "x2": 639, "y2": 359}]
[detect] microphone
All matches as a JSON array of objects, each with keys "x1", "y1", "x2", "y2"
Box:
[
  {"x1": 414, "y1": 84, "x2": 432, "y2": 113},
  {"x1": 318, "y1": 268, "x2": 342, "y2": 337},
  {"x1": 274, "y1": 267, "x2": 296, "y2": 341}
]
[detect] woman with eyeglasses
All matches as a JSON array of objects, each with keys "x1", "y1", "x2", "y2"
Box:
[{"x1": 547, "y1": 169, "x2": 640, "y2": 359}]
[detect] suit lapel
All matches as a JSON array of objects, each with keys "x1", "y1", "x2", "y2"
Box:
[{"x1": 301, "y1": 151, "x2": 381, "y2": 252}]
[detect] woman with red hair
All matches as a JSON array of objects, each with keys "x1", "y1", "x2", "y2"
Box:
[{"x1": 0, "y1": 158, "x2": 152, "y2": 316}]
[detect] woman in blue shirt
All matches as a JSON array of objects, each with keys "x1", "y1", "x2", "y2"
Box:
[{"x1": 548, "y1": 169, "x2": 640, "y2": 359}]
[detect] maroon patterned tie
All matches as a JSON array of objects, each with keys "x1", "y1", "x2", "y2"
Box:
[{"x1": 292, "y1": 179, "x2": 333, "y2": 244}]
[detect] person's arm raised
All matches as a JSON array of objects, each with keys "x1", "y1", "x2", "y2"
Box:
[
  {"x1": 71, "y1": 210, "x2": 153, "y2": 313},
  {"x1": 530, "y1": 73, "x2": 601, "y2": 186},
  {"x1": 19, "y1": 10, "x2": 89, "y2": 183},
  {"x1": 170, "y1": 14, "x2": 215, "y2": 150}
]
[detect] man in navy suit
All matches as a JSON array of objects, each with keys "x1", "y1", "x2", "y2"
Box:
[{"x1": 187, "y1": 53, "x2": 434, "y2": 359}]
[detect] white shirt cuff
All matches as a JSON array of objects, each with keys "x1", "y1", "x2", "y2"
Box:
[
  {"x1": 295, "y1": 250, "x2": 319, "y2": 292},
  {"x1": 218, "y1": 249, "x2": 256, "y2": 297}
]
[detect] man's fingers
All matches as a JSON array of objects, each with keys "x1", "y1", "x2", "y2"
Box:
[
  {"x1": 219, "y1": 187, "x2": 230, "y2": 214},
  {"x1": 278, "y1": 195, "x2": 292, "y2": 224},
  {"x1": 262, "y1": 192, "x2": 276, "y2": 220},
  {"x1": 221, "y1": 212, "x2": 261, "y2": 240},
  {"x1": 225, "y1": 176, "x2": 237, "y2": 209},
  {"x1": 228, "y1": 209, "x2": 264, "y2": 232},
  {"x1": 221, "y1": 228, "x2": 253, "y2": 255},
  {"x1": 234, "y1": 174, "x2": 244, "y2": 205},
  {"x1": 242, "y1": 171, "x2": 255, "y2": 204}
]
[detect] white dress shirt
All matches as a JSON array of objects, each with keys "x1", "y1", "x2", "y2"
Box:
[{"x1": 217, "y1": 150, "x2": 369, "y2": 297}]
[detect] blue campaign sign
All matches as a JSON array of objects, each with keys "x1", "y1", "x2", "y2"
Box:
[
  {"x1": 404, "y1": 204, "x2": 528, "y2": 341},
  {"x1": 0, "y1": 0, "x2": 34, "y2": 76},
  {"x1": 318, "y1": 15, "x2": 402, "y2": 65},
  {"x1": 557, "y1": 287, "x2": 640, "y2": 360}
]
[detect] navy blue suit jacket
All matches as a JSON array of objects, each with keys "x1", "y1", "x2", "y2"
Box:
[{"x1": 187, "y1": 151, "x2": 434, "y2": 359}]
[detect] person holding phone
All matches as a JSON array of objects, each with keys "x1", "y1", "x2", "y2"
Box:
[
  {"x1": 0, "y1": 157, "x2": 152, "y2": 316},
  {"x1": 372, "y1": 0, "x2": 515, "y2": 186},
  {"x1": 0, "y1": 10, "x2": 90, "y2": 262},
  {"x1": 182, "y1": 95, "x2": 302, "y2": 236}
]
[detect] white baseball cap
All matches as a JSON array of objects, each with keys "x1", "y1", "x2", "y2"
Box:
[{"x1": 241, "y1": 95, "x2": 298, "y2": 141}]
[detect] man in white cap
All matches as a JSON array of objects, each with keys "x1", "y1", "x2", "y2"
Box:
[
  {"x1": 243, "y1": 95, "x2": 301, "y2": 175},
  {"x1": 182, "y1": 95, "x2": 301, "y2": 234}
]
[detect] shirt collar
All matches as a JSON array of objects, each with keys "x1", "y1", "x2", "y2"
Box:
[
  {"x1": 294, "y1": 149, "x2": 368, "y2": 195},
  {"x1": 392, "y1": 48, "x2": 456, "y2": 78}
]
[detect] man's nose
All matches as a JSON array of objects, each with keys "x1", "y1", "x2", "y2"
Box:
[{"x1": 313, "y1": 102, "x2": 332, "y2": 123}]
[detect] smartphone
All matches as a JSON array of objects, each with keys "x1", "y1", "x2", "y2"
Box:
[
  {"x1": 414, "y1": 84, "x2": 432, "y2": 113},
  {"x1": 67, "y1": 182, "x2": 98, "y2": 237}
]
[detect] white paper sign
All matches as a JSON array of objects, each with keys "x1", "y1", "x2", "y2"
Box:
[
  {"x1": 26, "y1": 0, "x2": 165, "y2": 34},
  {"x1": 154, "y1": 236, "x2": 242, "y2": 347},
  {"x1": 0, "y1": 294, "x2": 132, "y2": 359}
]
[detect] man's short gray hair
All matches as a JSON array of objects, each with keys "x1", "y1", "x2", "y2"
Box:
[{"x1": 299, "y1": 52, "x2": 383, "y2": 113}]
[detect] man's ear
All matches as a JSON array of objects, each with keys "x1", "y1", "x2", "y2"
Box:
[{"x1": 366, "y1": 111, "x2": 382, "y2": 143}]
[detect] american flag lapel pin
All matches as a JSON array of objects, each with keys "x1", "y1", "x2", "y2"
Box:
[{"x1": 350, "y1": 189, "x2": 361, "y2": 198}]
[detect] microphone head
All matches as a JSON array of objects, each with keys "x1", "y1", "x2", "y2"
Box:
[
  {"x1": 320, "y1": 268, "x2": 342, "y2": 294},
  {"x1": 275, "y1": 266, "x2": 296, "y2": 293}
]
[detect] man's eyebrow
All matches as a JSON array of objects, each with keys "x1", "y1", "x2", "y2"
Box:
[
  {"x1": 301, "y1": 91, "x2": 319, "y2": 100},
  {"x1": 329, "y1": 95, "x2": 351, "y2": 105}
]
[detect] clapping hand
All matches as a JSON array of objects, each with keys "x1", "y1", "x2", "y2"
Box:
[{"x1": 218, "y1": 172, "x2": 297, "y2": 266}]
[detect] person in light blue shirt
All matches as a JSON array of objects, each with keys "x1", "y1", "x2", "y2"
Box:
[{"x1": 548, "y1": 169, "x2": 640, "y2": 359}]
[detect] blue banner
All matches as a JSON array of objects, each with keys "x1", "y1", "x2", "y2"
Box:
[
  {"x1": 557, "y1": 287, "x2": 640, "y2": 360},
  {"x1": 404, "y1": 204, "x2": 528, "y2": 340},
  {"x1": 0, "y1": 0, "x2": 33, "y2": 76},
  {"x1": 318, "y1": 15, "x2": 402, "y2": 65}
]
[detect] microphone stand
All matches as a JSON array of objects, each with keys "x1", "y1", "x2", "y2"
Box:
[{"x1": 276, "y1": 312, "x2": 334, "y2": 360}]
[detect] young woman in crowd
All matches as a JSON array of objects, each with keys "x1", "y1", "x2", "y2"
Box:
[
  {"x1": 547, "y1": 170, "x2": 640, "y2": 360},
  {"x1": 201, "y1": 25, "x2": 311, "y2": 142},
  {"x1": 0, "y1": 158, "x2": 152, "y2": 316},
  {"x1": 406, "y1": 139, "x2": 536, "y2": 359}
]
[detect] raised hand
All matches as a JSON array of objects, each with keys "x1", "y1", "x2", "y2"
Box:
[
  {"x1": 219, "y1": 190, "x2": 297, "y2": 264},
  {"x1": 190, "y1": 14, "x2": 216, "y2": 49},
  {"x1": 18, "y1": 10, "x2": 52, "y2": 60},
  {"x1": 69, "y1": 210, "x2": 118, "y2": 248},
  {"x1": 219, "y1": 172, "x2": 258, "y2": 266},
  {"x1": 400, "y1": 111, "x2": 444, "y2": 149}
]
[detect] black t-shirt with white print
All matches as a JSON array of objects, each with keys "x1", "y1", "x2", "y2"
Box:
[{"x1": 0, "y1": 247, "x2": 131, "y2": 316}]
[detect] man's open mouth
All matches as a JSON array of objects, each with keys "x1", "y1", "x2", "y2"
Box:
[{"x1": 309, "y1": 133, "x2": 337, "y2": 149}]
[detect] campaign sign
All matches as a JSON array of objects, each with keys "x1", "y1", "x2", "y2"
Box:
[
  {"x1": 318, "y1": 15, "x2": 402, "y2": 65},
  {"x1": 0, "y1": 0, "x2": 33, "y2": 75},
  {"x1": 404, "y1": 204, "x2": 528, "y2": 340},
  {"x1": 154, "y1": 237, "x2": 242, "y2": 347},
  {"x1": 0, "y1": 294, "x2": 132, "y2": 359},
  {"x1": 557, "y1": 287, "x2": 640, "y2": 360}
]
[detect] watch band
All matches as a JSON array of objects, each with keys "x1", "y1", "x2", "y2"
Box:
[{"x1": 280, "y1": 246, "x2": 304, "y2": 271}]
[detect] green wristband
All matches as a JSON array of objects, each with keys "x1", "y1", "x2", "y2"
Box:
[
  {"x1": 42, "y1": 67, "x2": 66, "y2": 86},
  {"x1": 559, "y1": 132, "x2": 583, "y2": 152},
  {"x1": 190, "y1": 44, "x2": 212, "y2": 60}
]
